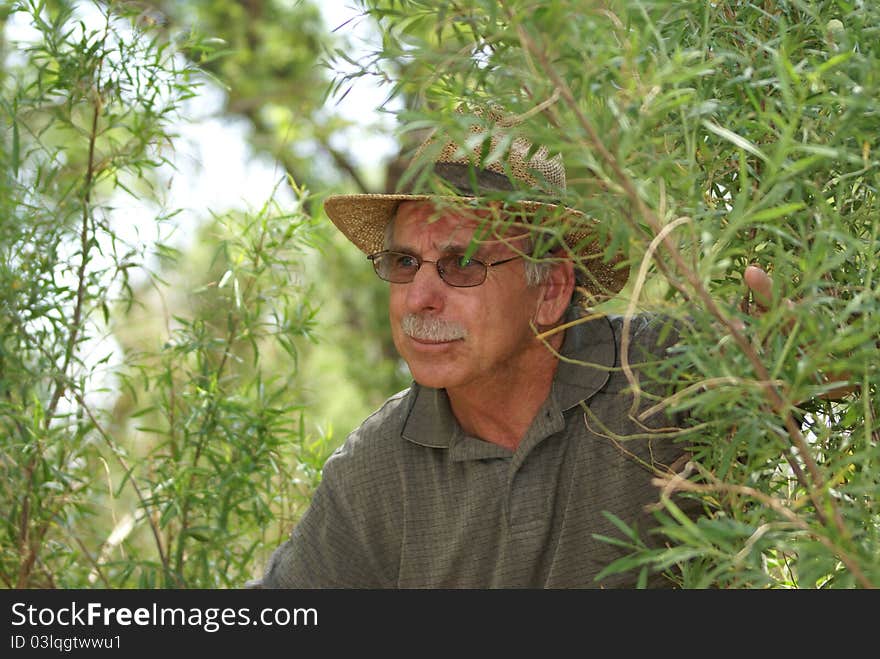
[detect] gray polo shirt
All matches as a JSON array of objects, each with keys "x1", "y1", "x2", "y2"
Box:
[{"x1": 258, "y1": 313, "x2": 691, "y2": 588}]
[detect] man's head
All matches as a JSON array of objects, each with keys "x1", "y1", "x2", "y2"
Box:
[
  {"x1": 381, "y1": 199, "x2": 574, "y2": 391},
  {"x1": 322, "y1": 105, "x2": 627, "y2": 391}
]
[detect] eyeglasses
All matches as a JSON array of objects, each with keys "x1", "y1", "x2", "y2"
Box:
[{"x1": 367, "y1": 250, "x2": 522, "y2": 288}]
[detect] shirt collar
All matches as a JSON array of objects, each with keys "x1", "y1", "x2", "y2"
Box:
[
  {"x1": 552, "y1": 311, "x2": 617, "y2": 412},
  {"x1": 401, "y1": 312, "x2": 617, "y2": 450}
]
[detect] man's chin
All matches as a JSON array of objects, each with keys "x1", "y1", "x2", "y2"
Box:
[{"x1": 408, "y1": 365, "x2": 461, "y2": 390}]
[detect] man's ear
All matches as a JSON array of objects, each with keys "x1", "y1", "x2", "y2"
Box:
[{"x1": 534, "y1": 258, "x2": 575, "y2": 327}]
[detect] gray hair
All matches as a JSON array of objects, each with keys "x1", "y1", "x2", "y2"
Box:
[
  {"x1": 522, "y1": 241, "x2": 589, "y2": 312},
  {"x1": 522, "y1": 247, "x2": 554, "y2": 287}
]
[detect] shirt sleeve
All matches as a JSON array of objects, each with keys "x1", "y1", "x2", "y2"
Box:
[{"x1": 257, "y1": 435, "x2": 402, "y2": 589}]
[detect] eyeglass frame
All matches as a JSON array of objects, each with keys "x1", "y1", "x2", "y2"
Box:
[{"x1": 367, "y1": 250, "x2": 523, "y2": 288}]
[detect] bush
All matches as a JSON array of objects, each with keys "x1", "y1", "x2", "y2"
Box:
[{"x1": 0, "y1": 0, "x2": 330, "y2": 588}]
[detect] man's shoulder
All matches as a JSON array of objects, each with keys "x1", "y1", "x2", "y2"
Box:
[
  {"x1": 604, "y1": 310, "x2": 678, "y2": 336},
  {"x1": 603, "y1": 311, "x2": 682, "y2": 356},
  {"x1": 600, "y1": 311, "x2": 686, "y2": 407},
  {"x1": 352, "y1": 385, "x2": 415, "y2": 442},
  {"x1": 323, "y1": 385, "x2": 416, "y2": 474},
  {"x1": 563, "y1": 310, "x2": 680, "y2": 367}
]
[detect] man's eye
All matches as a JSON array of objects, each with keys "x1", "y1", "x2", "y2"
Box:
[
  {"x1": 393, "y1": 254, "x2": 419, "y2": 268},
  {"x1": 453, "y1": 255, "x2": 481, "y2": 269}
]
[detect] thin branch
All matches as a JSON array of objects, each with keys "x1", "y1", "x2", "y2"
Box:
[
  {"x1": 319, "y1": 136, "x2": 372, "y2": 193},
  {"x1": 173, "y1": 220, "x2": 269, "y2": 580},
  {"x1": 20, "y1": 47, "x2": 107, "y2": 586},
  {"x1": 46, "y1": 74, "x2": 102, "y2": 426}
]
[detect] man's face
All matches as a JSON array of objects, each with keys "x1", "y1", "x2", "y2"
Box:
[{"x1": 387, "y1": 200, "x2": 547, "y2": 392}]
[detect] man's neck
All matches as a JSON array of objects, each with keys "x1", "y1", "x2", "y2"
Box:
[{"x1": 446, "y1": 333, "x2": 564, "y2": 452}]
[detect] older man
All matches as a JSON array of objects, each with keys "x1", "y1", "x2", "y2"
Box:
[{"x1": 254, "y1": 106, "x2": 698, "y2": 588}]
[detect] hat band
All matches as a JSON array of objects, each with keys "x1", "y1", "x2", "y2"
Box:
[
  {"x1": 400, "y1": 162, "x2": 515, "y2": 196},
  {"x1": 392, "y1": 160, "x2": 570, "y2": 216},
  {"x1": 415, "y1": 162, "x2": 566, "y2": 208}
]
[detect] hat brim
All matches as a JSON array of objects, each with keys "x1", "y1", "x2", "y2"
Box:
[{"x1": 323, "y1": 193, "x2": 629, "y2": 298}]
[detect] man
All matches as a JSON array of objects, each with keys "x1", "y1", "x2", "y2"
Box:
[{"x1": 253, "y1": 106, "x2": 720, "y2": 588}]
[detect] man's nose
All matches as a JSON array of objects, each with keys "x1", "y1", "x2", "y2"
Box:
[{"x1": 404, "y1": 261, "x2": 446, "y2": 311}]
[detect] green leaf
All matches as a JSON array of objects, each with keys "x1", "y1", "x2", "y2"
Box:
[
  {"x1": 702, "y1": 120, "x2": 768, "y2": 161},
  {"x1": 749, "y1": 202, "x2": 806, "y2": 223}
]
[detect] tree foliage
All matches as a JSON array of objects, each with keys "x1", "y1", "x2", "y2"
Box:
[{"x1": 0, "y1": 0, "x2": 335, "y2": 588}]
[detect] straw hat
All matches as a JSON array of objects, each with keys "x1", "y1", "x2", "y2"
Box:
[{"x1": 323, "y1": 105, "x2": 629, "y2": 298}]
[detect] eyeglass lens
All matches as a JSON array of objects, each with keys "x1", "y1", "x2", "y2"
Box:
[{"x1": 370, "y1": 251, "x2": 489, "y2": 287}]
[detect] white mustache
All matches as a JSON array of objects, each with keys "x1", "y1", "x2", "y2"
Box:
[{"x1": 401, "y1": 314, "x2": 467, "y2": 341}]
